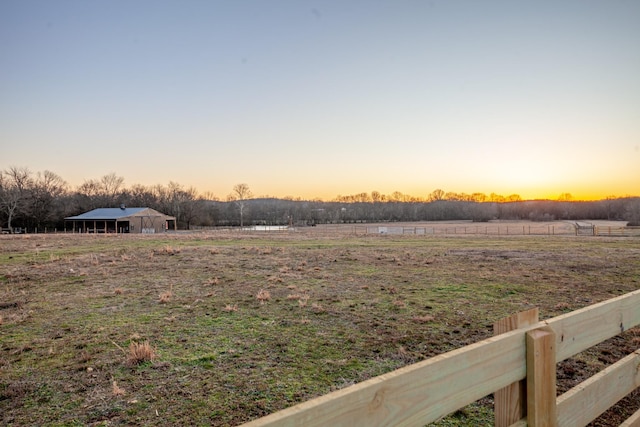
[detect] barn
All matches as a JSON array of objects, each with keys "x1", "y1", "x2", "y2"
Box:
[{"x1": 65, "y1": 206, "x2": 177, "y2": 234}]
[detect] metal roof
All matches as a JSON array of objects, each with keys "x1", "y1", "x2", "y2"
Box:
[{"x1": 65, "y1": 207, "x2": 153, "y2": 220}]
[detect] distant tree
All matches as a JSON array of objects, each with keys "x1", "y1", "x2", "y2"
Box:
[
  {"x1": 124, "y1": 184, "x2": 158, "y2": 208},
  {"x1": 170, "y1": 183, "x2": 200, "y2": 230},
  {"x1": 389, "y1": 191, "x2": 406, "y2": 202},
  {"x1": 74, "y1": 173, "x2": 126, "y2": 211},
  {"x1": 227, "y1": 183, "x2": 252, "y2": 227},
  {"x1": 100, "y1": 173, "x2": 125, "y2": 201},
  {"x1": 27, "y1": 170, "x2": 68, "y2": 231},
  {"x1": 0, "y1": 167, "x2": 33, "y2": 231},
  {"x1": 471, "y1": 192, "x2": 488, "y2": 203},
  {"x1": 75, "y1": 179, "x2": 101, "y2": 211},
  {"x1": 355, "y1": 192, "x2": 371, "y2": 203},
  {"x1": 430, "y1": 189, "x2": 445, "y2": 201},
  {"x1": 623, "y1": 198, "x2": 640, "y2": 226},
  {"x1": 489, "y1": 193, "x2": 505, "y2": 203}
]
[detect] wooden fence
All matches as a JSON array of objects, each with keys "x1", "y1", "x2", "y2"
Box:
[{"x1": 242, "y1": 289, "x2": 640, "y2": 427}]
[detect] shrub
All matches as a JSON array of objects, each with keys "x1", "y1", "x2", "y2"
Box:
[
  {"x1": 256, "y1": 289, "x2": 271, "y2": 304},
  {"x1": 127, "y1": 341, "x2": 156, "y2": 366},
  {"x1": 159, "y1": 284, "x2": 174, "y2": 303}
]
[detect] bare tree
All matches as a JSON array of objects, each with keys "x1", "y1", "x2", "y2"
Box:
[
  {"x1": 0, "y1": 167, "x2": 33, "y2": 232},
  {"x1": 471, "y1": 192, "x2": 488, "y2": 203},
  {"x1": 227, "y1": 183, "x2": 252, "y2": 227},
  {"x1": 125, "y1": 184, "x2": 157, "y2": 208},
  {"x1": 624, "y1": 198, "x2": 640, "y2": 226},
  {"x1": 167, "y1": 182, "x2": 200, "y2": 229},
  {"x1": 75, "y1": 173, "x2": 125, "y2": 211},
  {"x1": 430, "y1": 189, "x2": 445, "y2": 201},
  {"x1": 100, "y1": 173, "x2": 125, "y2": 201},
  {"x1": 28, "y1": 170, "x2": 68, "y2": 231}
]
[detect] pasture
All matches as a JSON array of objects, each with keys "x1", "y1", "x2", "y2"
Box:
[{"x1": 1, "y1": 228, "x2": 639, "y2": 426}]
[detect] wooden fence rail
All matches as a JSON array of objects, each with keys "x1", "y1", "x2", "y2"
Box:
[{"x1": 241, "y1": 289, "x2": 640, "y2": 427}]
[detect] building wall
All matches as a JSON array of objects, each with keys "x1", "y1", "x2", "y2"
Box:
[{"x1": 128, "y1": 215, "x2": 172, "y2": 234}]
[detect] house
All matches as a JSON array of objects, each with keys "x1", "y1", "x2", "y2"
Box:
[{"x1": 65, "y1": 206, "x2": 177, "y2": 234}]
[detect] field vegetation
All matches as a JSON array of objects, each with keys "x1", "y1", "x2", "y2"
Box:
[{"x1": 1, "y1": 230, "x2": 639, "y2": 426}]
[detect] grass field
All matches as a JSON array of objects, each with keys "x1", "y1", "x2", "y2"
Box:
[{"x1": 1, "y1": 230, "x2": 639, "y2": 426}]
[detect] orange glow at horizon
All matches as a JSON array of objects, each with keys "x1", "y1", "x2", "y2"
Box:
[{"x1": 198, "y1": 181, "x2": 635, "y2": 202}]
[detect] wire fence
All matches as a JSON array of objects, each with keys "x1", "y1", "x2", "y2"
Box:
[
  {"x1": 8, "y1": 222, "x2": 638, "y2": 237},
  {"x1": 313, "y1": 223, "x2": 573, "y2": 236},
  {"x1": 306, "y1": 222, "x2": 640, "y2": 237}
]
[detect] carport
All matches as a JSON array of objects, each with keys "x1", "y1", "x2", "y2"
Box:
[{"x1": 65, "y1": 206, "x2": 177, "y2": 233}]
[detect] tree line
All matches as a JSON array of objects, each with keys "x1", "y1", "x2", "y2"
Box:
[{"x1": 1, "y1": 167, "x2": 639, "y2": 232}]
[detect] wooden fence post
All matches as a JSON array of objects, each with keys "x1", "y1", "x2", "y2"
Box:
[
  {"x1": 493, "y1": 308, "x2": 539, "y2": 426},
  {"x1": 526, "y1": 326, "x2": 557, "y2": 427}
]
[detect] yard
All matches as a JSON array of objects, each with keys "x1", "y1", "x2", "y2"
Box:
[{"x1": 1, "y1": 228, "x2": 639, "y2": 426}]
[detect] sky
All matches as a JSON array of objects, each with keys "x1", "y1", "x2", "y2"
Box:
[{"x1": 1, "y1": 1, "x2": 639, "y2": 201}]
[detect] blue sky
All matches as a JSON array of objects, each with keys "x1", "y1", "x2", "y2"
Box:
[{"x1": 1, "y1": 1, "x2": 639, "y2": 200}]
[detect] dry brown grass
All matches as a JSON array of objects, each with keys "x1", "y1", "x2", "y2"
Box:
[
  {"x1": 256, "y1": 289, "x2": 271, "y2": 304},
  {"x1": 2, "y1": 232, "x2": 639, "y2": 426},
  {"x1": 297, "y1": 294, "x2": 309, "y2": 307},
  {"x1": 165, "y1": 245, "x2": 180, "y2": 254},
  {"x1": 126, "y1": 341, "x2": 156, "y2": 366},
  {"x1": 392, "y1": 299, "x2": 406, "y2": 309},
  {"x1": 412, "y1": 314, "x2": 435, "y2": 323},
  {"x1": 112, "y1": 380, "x2": 126, "y2": 396},
  {"x1": 223, "y1": 304, "x2": 238, "y2": 312},
  {"x1": 159, "y1": 284, "x2": 174, "y2": 304},
  {"x1": 78, "y1": 350, "x2": 91, "y2": 363}
]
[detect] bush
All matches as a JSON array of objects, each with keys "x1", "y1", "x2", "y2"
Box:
[{"x1": 127, "y1": 341, "x2": 156, "y2": 366}]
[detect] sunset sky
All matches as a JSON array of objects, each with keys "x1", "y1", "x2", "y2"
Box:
[{"x1": 1, "y1": 1, "x2": 639, "y2": 201}]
